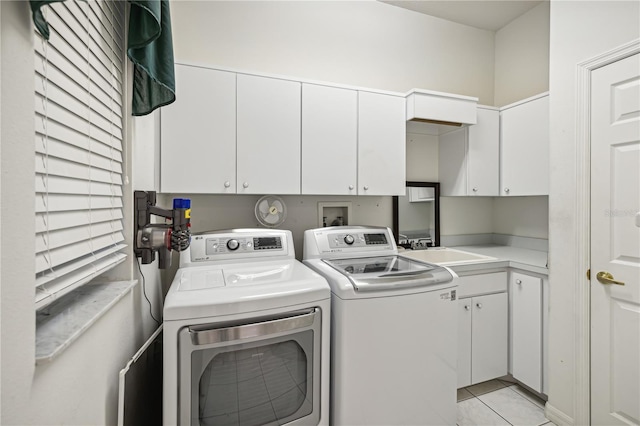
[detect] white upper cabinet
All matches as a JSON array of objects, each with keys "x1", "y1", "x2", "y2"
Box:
[
  {"x1": 301, "y1": 84, "x2": 358, "y2": 195},
  {"x1": 160, "y1": 64, "x2": 407, "y2": 196},
  {"x1": 439, "y1": 106, "x2": 499, "y2": 196},
  {"x1": 160, "y1": 65, "x2": 236, "y2": 193},
  {"x1": 236, "y1": 74, "x2": 301, "y2": 194},
  {"x1": 500, "y1": 93, "x2": 549, "y2": 196},
  {"x1": 358, "y1": 91, "x2": 406, "y2": 196}
]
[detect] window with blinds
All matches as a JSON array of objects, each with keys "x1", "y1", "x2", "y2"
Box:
[{"x1": 34, "y1": 0, "x2": 127, "y2": 310}]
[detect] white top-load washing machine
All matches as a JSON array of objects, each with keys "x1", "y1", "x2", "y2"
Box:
[
  {"x1": 163, "y1": 229, "x2": 331, "y2": 426},
  {"x1": 303, "y1": 226, "x2": 458, "y2": 426}
]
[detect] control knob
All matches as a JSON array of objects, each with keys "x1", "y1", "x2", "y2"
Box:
[
  {"x1": 226, "y1": 239, "x2": 240, "y2": 251},
  {"x1": 344, "y1": 234, "x2": 355, "y2": 245}
]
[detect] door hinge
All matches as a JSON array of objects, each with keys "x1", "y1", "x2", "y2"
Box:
[{"x1": 587, "y1": 268, "x2": 591, "y2": 280}]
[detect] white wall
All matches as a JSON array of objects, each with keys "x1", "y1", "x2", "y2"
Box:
[
  {"x1": 494, "y1": 1, "x2": 550, "y2": 107},
  {"x1": 548, "y1": 1, "x2": 639, "y2": 423},
  {"x1": 493, "y1": 196, "x2": 549, "y2": 239},
  {"x1": 172, "y1": 1, "x2": 496, "y2": 103},
  {"x1": 0, "y1": 2, "x2": 162, "y2": 424}
]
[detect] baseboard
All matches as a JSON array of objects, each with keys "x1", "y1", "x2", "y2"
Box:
[{"x1": 545, "y1": 402, "x2": 574, "y2": 426}]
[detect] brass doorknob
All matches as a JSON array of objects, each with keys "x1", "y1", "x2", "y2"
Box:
[{"x1": 596, "y1": 271, "x2": 625, "y2": 286}]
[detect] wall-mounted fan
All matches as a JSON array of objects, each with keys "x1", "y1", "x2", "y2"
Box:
[{"x1": 254, "y1": 195, "x2": 287, "y2": 228}]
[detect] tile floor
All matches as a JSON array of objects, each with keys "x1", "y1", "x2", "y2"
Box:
[{"x1": 457, "y1": 379, "x2": 555, "y2": 426}]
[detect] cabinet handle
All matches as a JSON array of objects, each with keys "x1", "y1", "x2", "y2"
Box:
[
  {"x1": 464, "y1": 305, "x2": 470, "y2": 311},
  {"x1": 504, "y1": 188, "x2": 510, "y2": 193},
  {"x1": 363, "y1": 185, "x2": 369, "y2": 191},
  {"x1": 243, "y1": 182, "x2": 249, "y2": 189},
  {"x1": 476, "y1": 303, "x2": 482, "y2": 309},
  {"x1": 515, "y1": 279, "x2": 522, "y2": 285},
  {"x1": 224, "y1": 181, "x2": 231, "y2": 188},
  {"x1": 472, "y1": 187, "x2": 478, "y2": 192},
  {"x1": 349, "y1": 185, "x2": 354, "y2": 190}
]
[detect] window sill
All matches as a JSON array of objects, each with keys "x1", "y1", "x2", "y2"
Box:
[{"x1": 35, "y1": 280, "x2": 138, "y2": 365}]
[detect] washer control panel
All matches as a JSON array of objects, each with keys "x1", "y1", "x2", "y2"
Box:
[
  {"x1": 304, "y1": 226, "x2": 396, "y2": 258},
  {"x1": 184, "y1": 229, "x2": 291, "y2": 264}
]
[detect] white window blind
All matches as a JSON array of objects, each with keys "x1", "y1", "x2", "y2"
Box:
[{"x1": 35, "y1": 0, "x2": 127, "y2": 310}]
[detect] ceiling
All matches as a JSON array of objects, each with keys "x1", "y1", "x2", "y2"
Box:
[{"x1": 381, "y1": 1, "x2": 545, "y2": 31}]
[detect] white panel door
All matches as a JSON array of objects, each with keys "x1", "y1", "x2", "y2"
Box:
[
  {"x1": 301, "y1": 84, "x2": 357, "y2": 195},
  {"x1": 471, "y1": 292, "x2": 508, "y2": 384},
  {"x1": 591, "y1": 53, "x2": 640, "y2": 426},
  {"x1": 160, "y1": 65, "x2": 236, "y2": 193},
  {"x1": 458, "y1": 299, "x2": 473, "y2": 388},
  {"x1": 500, "y1": 94, "x2": 549, "y2": 196},
  {"x1": 237, "y1": 74, "x2": 301, "y2": 194},
  {"x1": 358, "y1": 91, "x2": 406, "y2": 196},
  {"x1": 510, "y1": 272, "x2": 542, "y2": 392}
]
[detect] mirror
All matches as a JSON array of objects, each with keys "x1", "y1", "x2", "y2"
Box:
[{"x1": 392, "y1": 181, "x2": 440, "y2": 249}]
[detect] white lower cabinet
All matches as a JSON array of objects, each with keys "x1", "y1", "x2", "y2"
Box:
[
  {"x1": 509, "y1": 271, "x2": 544, "y2": 393},
  {"x1": 457, "y1": 272, "x2": 508, "y2": 388}
]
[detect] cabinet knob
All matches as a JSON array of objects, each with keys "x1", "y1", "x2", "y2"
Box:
[
  {"x1": 476, "y1": 303, "x2": 483, "y2": 309},
  {"x1": 349, "y1": 185, "x2": 354, "y2": 190},
  {"x1": 464, "y1": 305, "x2": 470, "y2": 311},
  {"x1": 363, "y1": 185, "x2": 369, "y2": 191},
  {"x1": 224, "y1": 181, "x2": 231, "y2": 188},
  {"x1": 504, "y1": 188, "x2": 510, "y2": 193},
  {"x1": 472, "y1": 187, "x2": 478, "y2": 192},
  {"x1": 243, "y1": 182, "x2": 249, "y2": 188},
  {"x1": 516, "y1": 279, "x2": 522, "y2": 285}
]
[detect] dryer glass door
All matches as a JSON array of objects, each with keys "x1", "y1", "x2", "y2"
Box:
[{"x1": 178, "y1": 308, "x2": 321, "y2": 426}]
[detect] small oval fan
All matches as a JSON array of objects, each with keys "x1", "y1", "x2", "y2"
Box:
[{"x1": 254, "y1": 195, "x2": 287, "y2": 228}]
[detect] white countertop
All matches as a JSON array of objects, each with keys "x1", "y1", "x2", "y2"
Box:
[{"x1": 402, "y1": 244, "x2": 548, "y2": 276}]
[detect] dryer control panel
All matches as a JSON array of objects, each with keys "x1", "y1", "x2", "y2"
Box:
[{"x1": 182, "y1": 229, "x2": 293, "y2": 266}]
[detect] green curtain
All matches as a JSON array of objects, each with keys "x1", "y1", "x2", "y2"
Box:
[
  {"x1": 127, "y1": 0, "x2": 176, "y2": 116},
  {"x1": 30, "y1": 0, "x2": 66, "y2": 40},
  {"x1": 30, "y1": 0, "x2": 176, "y2": 116}
]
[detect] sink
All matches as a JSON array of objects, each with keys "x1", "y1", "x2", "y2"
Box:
[{"x1": 400, "y1": 247, "x2": 497, "y2": 265}]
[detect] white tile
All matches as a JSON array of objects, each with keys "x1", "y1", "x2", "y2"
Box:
[
  {"x1": 457, "y1": 397, "x2": 510, "y2": 426},
  {"x1": 478, "y1": 387, "x2": 548, "y2": 426}
]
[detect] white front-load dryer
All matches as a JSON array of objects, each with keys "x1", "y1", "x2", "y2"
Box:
[{"x1": 163, "y1": 229, "x2": 330, "y2": 426}]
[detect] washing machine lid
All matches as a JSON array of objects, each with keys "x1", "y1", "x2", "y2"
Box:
[
  {"x1": 164, "y1": 260, "x2": 331, "y2": 321},
  {"x1": 323, "y1": 255, "x2": 454, "y2": 292}
]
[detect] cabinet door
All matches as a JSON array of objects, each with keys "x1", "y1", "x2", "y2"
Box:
[
  {"x1": 301, "y1": 84, "x2": 357, "y2": 195},
  {"x1": 510, "y1": 272, "x2": 543, "y2": 392},
  {"x1": 160, "y1": 65, "x2": 236, "y2": 193},
  {"x1": 358, "y1": 92, "x2": 405, "y2": 196},
  {"x1": 439, "y1": 128, "x2": 467, "y2": 196},
  {"x1": 237, "y1": 74, "x2": 301, "y2": 194},
  {"x1": 458, "y1": 299, "x2": 473, "y2": 388},
  {"x1": 467, "y1": 107, "x2": 499, "y2": 196},
  {"x1": 500, "y1": 94, "x2": 549, "y2": 196},
  {"x1": 471, "y1": 292, "x2": 508, "y2": 384},
  {"x1": 438, "y1": 107, "x2": 499, "y2": 196}
]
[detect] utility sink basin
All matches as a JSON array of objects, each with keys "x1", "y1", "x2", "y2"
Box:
[{"x1": 400, "y1": 247, "x2": 497, "y2": 266}]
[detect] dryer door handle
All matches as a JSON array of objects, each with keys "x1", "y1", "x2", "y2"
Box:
[{"x1": 188, "y1": 307, "x2": 318, "y2": 345}]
